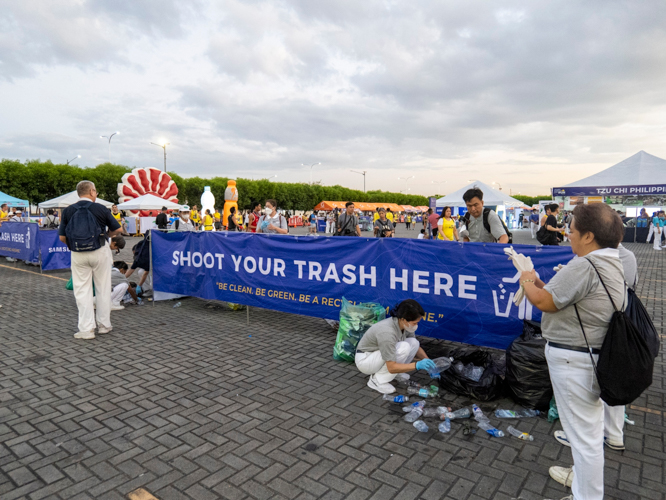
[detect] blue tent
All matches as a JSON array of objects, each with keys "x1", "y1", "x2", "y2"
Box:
[{"x1": 0, "y1": 190, "x2": 29, "y2": 208}]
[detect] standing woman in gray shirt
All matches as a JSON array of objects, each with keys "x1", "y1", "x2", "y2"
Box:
[
  {"x1": 355, "y1": 300, "x2": 437, "y2": 395},
  {"x1": 518, "y1": 203, "x2": 626, "y2": 500}
]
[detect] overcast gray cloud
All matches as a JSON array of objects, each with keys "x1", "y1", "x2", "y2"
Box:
[{"x1": 1, "y1": 0, "x2": 666, "y2": 196}]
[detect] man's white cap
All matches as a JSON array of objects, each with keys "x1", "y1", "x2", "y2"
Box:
[{"x1": 180, "y1": 205, "x2": 191, "y2": 212}]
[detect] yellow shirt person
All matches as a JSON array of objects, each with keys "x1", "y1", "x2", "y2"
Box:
[
  {"x1": 203, "y1": 213, "x2": 214, "y2": 231},
  {"x1": 386, "y1": 211, "x2": 394, "y2": 223}
]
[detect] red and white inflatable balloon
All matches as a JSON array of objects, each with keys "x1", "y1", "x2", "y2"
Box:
[{"x1": 117, "y1": 167, "x2": 179, "y2": 216}]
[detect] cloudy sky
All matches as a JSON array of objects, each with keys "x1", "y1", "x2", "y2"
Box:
[{"x1": 1, "y1": 0, "x2": 666, "y2": 196}]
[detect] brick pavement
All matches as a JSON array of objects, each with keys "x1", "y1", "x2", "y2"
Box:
[{"x1": 0, "y1": 234, "x2": 663, "y2": 500}]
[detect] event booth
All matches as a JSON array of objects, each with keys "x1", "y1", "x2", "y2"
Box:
[
  {"x1": 117, "y1": 194, "x2": 183, "y2": 234},
  {"x1": 38, "y1": 191, "x2": 114, "y2": 209},
  {"x1": 0, "y1": 191, "x2": 29, "y2": 209},
  {"x1": 552, "y1": 151, "x2": 666, "y2": 242}
]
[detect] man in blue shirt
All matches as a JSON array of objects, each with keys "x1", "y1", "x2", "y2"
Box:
[{"x1": 529, "y1": 209, "x2": 539, "y2": 239}]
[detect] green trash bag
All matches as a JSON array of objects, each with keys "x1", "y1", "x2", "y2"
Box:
[
  {"x1": 65, "y1": 276, "x2": 95, "y2": 295},
  {"x1": 333, "y1": 297, "x2": 386, "y2": 362}
]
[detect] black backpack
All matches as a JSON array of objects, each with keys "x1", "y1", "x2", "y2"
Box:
[
  {"x1": 625, "y1": 288, "x2": 660, "y2": 359},
  {"x1": 536, "y1": 224, "x2": 551, "y2": 244},
  {"x1": 463, "y1": 208, "x2": 512, "y2": 243},
  {"x1": 65, "y1": 204, "x2": 103, "y2": 252},
  {"x1": 575, "y1": 259, "x2": 654, "y2": 406}
]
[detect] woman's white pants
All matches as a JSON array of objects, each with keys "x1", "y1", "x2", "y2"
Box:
[
  {"x1": 355, "y1": 338, "x2": 420, "y2": 384},
  {"x1": 546, "y1": 343, "x2": 604, "y2": 500}
]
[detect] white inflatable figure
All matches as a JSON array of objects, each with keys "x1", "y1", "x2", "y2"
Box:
[{"x1": 201, "y1": 186, "x2": 216, "y2": 224}]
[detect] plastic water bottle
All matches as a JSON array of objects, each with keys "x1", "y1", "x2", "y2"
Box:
[
  {"x1": 173, "y1": 302, "x2": 182, "y2": 308},
  {"x1": 403, "y1": 401, "x2": 425, "y2": 412},
  {"x1": 438, "y1": 418, "x2": 451, "y2": 433},
  {"x1": 413, "y1": 420, "x2": 429, "y2": 432},
  {"x1": 507, "y1": 426, "x2": 533, "y2": 441},
  {"x1": 443, "y1": 408, "x2": 471, "y2": 420},
  {"x1": 473, "y1": 405, "x2": 504, "y2": 437},
  {"x1": 442, "y1": 408, "x2": 472, "y2": 420},
  {"x1": 407, "y1": 387, "x2": 432, "y2": 398},
  {"x1": 495, "y1": 409, "x2": 540, "y2": 419},
  {"x1": 428, "y1": 357, "x2": 453, "y2": 377},
  {"x1": 404, "y1": 407, "x2": 424, "y2": 423},
  {"x1": 436, "y1": 406, "x2": 451, "y2": 416},
  {"x1": 383, "y1": 394, "x2": 409, "y2": 403},
  {"x1": 422, "y1": 407, "x2": 440, "y2": 418}
]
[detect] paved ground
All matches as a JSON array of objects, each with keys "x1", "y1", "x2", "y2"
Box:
[{"x1": 0, "y1": 228, "x2": 663, "y2": 500}]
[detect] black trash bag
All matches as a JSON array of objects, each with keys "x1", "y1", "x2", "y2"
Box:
[
  {"x1": 505, "y1": 320, "x2": 553, "y2": 411},
  {"x1": 430, "y1": 346, "x2": 505, "y2": 402},
  {"x1": 626, "y1": 288, "x2": 660, "y2": 359}
]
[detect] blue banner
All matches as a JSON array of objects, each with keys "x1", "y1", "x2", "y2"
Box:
[
  {"x1": 0, "y1": 222, "x2": 40, "y2": 263},
  {"x1": 39, "y1": 229, "x2": 71, "y2": 270},
  {"x1": 152, "y1": 232, "x2": 574, "y2": 349},
  {"x1": 553, "y1": 184, "x2": 666, "y2": 197}
]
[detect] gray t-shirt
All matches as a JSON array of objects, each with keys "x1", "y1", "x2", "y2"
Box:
[
  {"x1": 542, "y1": 248, "x2": 626, "y2": 349},
  {"x1": 176, "y1": 218, "x2": 195, "y2": 231},
  {"x1": 356, "y1": 317, "x2": 415, "y2": 362},
  {"x1": 257, "y1": 213, "x2": 288, "y2": 233},
  {"x1": 111, "y1": 268, "x2": 129, "y2": 288},
  {"x1": 618, "y1": 244, "x2": 638, "y2": 289},
  {"x1": 337, "y1": 212, "x2": 359, "y2": 235},
  {"x1": 467, "y1": 209, "x2": 506, "y2": 242}
]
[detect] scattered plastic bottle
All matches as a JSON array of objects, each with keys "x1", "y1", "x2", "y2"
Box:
[
  {"x1": 473, "y1": 405, "x2": 504, "y2": 437},
  {"x1": 443, "y1": 408, "x2": 471, "y2": 420},
  {"x1": 413, "y1": 420, "x2": 429, "y2": 432},
  {"x1": 507, "y1": 426, "x2": 533, "y2": 441},
  {"x1": 436, "y1": 406, "x2": 451, "y2": 415},
  {"x1": 404, "y1": 407, "x2": 424, "y2": 423},
  {"x1": 383, "y1": 394, "x2": 409, "y2": 403},
  {"x1": 438, "y1": 418, "x2": 451, "y2": 433},
  {"x1": 402, "y1": 401, "x2": 425, "y2": 412},
  {"x1": 453, "y1": 362, "x2": 484, "y2": 382},
  {"x1": 428, "y1": 357, "x2": 454, "y2": 377},
  {"x1": 429, "y1": 385, "x2": 439, "y2": 396},
  {"x1": 422, "y1": 407, "x2": 440, "y2": 418},
  {"x1": 407, "y1": 387, "x2": 433, "y2": 398},
  {"x1": 495, "y1": 409, "x2": 540, "y2": 419},
  {"x1": 173, "y1": 302, "x2": 182, "y2": 308}
]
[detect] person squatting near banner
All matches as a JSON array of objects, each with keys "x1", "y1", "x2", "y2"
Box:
[{"x1": 152, "y1": 231, "x2": 574, "y2": 349}]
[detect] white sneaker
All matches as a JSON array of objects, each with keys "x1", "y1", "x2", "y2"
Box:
[
  {"x1": 554, "y1": 430, "x2": 571, "y2": 447},
  {"x1": 603, "y1": 436, "x2": 625, "y2": 451},
  {"x1": 97, "y1": 325, "x2": 113, "y2": 334},
  {"x1": 110, "y1": 304, "x2": 125, "y2": 311},
  {"x1": 367, "y1": 375, "x2": 396, "y2": 394},
  {"x1": 549, "y1": 466, "x2": 574, "y2": 487},
  {"x1": 74, "y1": 331, "x2": 95, "y2": 340}
]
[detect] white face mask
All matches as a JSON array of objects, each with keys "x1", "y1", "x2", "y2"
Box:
[
  {"x1": 181, "y1": 214, "x2": 190, "y2": 221},
  {"x1": 264, "y1": 207, "x2": 273, "y2": 215},
  {"x1": 404, "y1": 322, "x2": 418, "y2": 333}
]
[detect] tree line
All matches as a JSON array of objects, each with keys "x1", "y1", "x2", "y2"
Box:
[{"x1": 0, "y1": 159, "x2": 434, "y2": 210}]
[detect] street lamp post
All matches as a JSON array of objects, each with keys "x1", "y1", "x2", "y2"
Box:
[
  {"x1": 100, "y1": 131, "x2": 119, "y2": 162},
  {"x1": 66, "y1": 155, "x2": 81, "y2": 165},
  {"x1": 350, "y1": 170, "x2": 367, "y2": 192},
  {"x1": 493, "y1": 181, "x2": 503, "y2": 191},
  {"x1": 302, "y1": 162, "x2": 321, "y2": 185},
  {"x1": 151, "y1": 141, "x2": 170, "y2": 172}
]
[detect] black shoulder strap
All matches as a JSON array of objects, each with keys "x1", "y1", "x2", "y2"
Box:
[
  {"x1": 573, "y1": 303, "x2": 600, "y2": 375},
  {"x1": 584, "y1": 257, "x2": 625, "y2": 311},
  {"x1": 482, "y1": 208, "x2": 491, "y2": 233}
]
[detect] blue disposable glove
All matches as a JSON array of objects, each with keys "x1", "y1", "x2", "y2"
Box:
[{"x1": 415, "y1": 359, "x2": 437, "y2": 372}]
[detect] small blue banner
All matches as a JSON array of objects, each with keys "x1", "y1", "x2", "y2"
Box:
[
  {"x1": 152, "y1": 232, "x2": 574, "y2": 349},
  {"x1": 39, "y1": 229, "x2": 71, "y2": 270},
  {"x1": 0, "y1": 222, "x2": 40, "y2": 263}
]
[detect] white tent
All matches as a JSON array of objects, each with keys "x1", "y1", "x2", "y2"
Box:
[
  {"x1": 116, "y1": 193, "x2": 182, "y2": 211},
  {"x1": 436, "y1": 181, "x2": 525, "y2": 208},
  {"x1": 553, "y1": 151, "x2": 666, "y2": 196},
  {"x1": 39, "y1": 191, "x2": 114, "y2": 209}
]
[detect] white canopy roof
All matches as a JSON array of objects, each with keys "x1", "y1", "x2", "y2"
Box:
[
  {"x1": 436, "y1": 180, "x2": 525, "y2": 208},
  {"x1": 39, "y1": 191, "x2": 114, "y2": 209},
  {"x1": 116, "y1": 193, "x2": 182, "y2": 211},
  {"x1": 563, "y1": 151, "x2": 666, "y2": 187}
]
